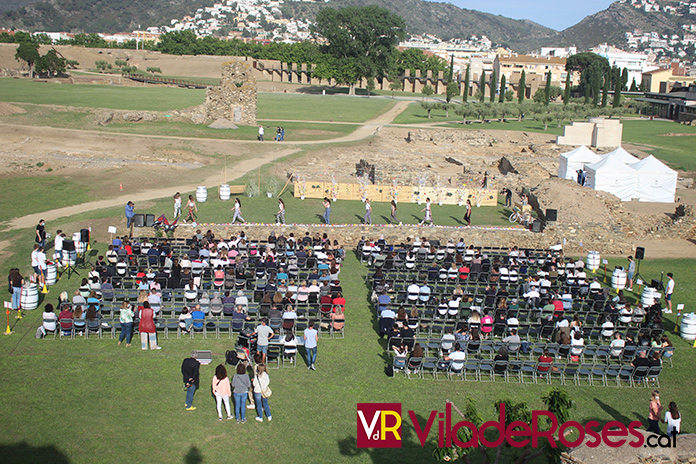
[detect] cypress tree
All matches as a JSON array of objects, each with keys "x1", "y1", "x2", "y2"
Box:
[
  {"x1": 563, "y1": 72, "x2": 571, "y2": 105},
  {"x1": 490, "y1": 69, "x2": 497, "y2": 102},
  {"x1": 601, "y1": 69, "x2": 609, "y2": 107},
  {"x1": 518, "y1": 70, "x2": 526, "y2": 103},
  {"x1": 463, "y1": 65, "x2": 470, "y2": 103},
  {"x1": 479, "y1": 70, "x2": 486, "y2": 101},
  {"x1": 499, "y1": 74, "x2": 506, "y2": 103},
  {"x1": 613, "y1": 67, "x2": 623, "y2": 108},
  {"x1": 544, "y1": 70, "x2": 552, "y2": 106}
]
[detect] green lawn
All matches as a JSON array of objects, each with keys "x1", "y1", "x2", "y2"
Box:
[
  {"x1": 0, "y1": 176, "x2": 93, "y2": 224},
  {"x1": 0, "y1": 79, "x2": 394, "y2": 124},
  {"x1": 621, "y1": 119, "x2": 696, "y2": 171}
]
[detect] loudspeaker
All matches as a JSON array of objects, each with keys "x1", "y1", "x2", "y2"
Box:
[
  {"x1": 80, "y1": 228, "x2": 90, "y2": 243},
  {"x1": 62, "y1": 240, "x2": 75, "y2": 252},
  {"x1": 545, "y1": 209, "x2": 558, "y2": 222},
  {"x1": 133, "y1": 214, "x2": 145, "y2": 228},
  {"x1": 635, "y1": 246, "x2": 645, "y2": 260},
  {"x1": 532, "y1": 220, "x2": 542, "y2": 233},
  {"x1": 145, "y1": 214, "x2": 155, "y2": 228}
]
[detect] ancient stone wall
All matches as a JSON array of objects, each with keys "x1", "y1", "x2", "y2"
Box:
[{"x1": 205, "y1": 60, "x2": 257, "y2": 125}]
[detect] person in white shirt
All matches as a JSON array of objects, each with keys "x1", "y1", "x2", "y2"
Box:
[
  {"x1": 445, "y1": 343, "x2": 466, "y2": 372},
  {"x1": 665, "y1": 273, "x2": 675, "y2": 314},
  {"x1": 570, "y1": 331, "x2": 584, "y2": 357},
  {"x1": 663, "y1": 402, "x2": 681, "y2": 436},
  {"x1": 54, "y1": 231, "x2": 65, "y2": 265},
  {"x1": 610, "y1": 332, "x2": 624, "y2": 357},
  {"x1": 407, "y1": 283, "x2": 420, "y2": 302},
  {"x1": 601, "y1": 316, "x2": 615, "y2": 338},
  {"x1": 42, "y1": 304, "x2": 58, "y2": 335}
]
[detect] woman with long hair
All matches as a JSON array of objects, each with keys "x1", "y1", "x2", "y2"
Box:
[
  {"x1": 276, "y1": 199, "x2": 285, "y2": 225},
  {"x1": 390, "y1": 200, "x2": 401, "y2": 225},
  {"x1": 663, "y1": 402, "x2": 681, "y2": 436},
  {"x1": 253, "y1": 363, "x2": 272, "y2": 422},
  {"x1": 185, "y1": 195, "x2": 197, "y2": 223},
  {"x1": 173, "y1": 192, "x2": 182, "y2": 219},
  {"x1": 232, "y1": 363, "x2": 251, "y2": 423},
  {"x1": 647, "y1": 390, "x2": 663, "y2": 434},
  {"x1": 231, "y1": 198, "x2": 245, "y2": 224},
  {"x1": 363, "y1": 198, "x2": 372, "y2": 225},
  {"x1": 212, "y1": 364, "x2": 233, "y2": 421}
]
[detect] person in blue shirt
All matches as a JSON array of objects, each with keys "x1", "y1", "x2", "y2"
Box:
[
  {"x1": 191, "y1": 306, "x2": 205, "y2": 330},
  {"x1": 125, "y1": 201, "x2": 135, "y2": 229}
]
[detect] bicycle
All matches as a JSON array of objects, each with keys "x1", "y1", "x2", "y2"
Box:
[{"x1": 509, "y1": 206, "x2": 532, "y2": 226}]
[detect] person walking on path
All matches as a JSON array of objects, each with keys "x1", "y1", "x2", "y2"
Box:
[
  {"x1": 173, "y1": 192, "x2": 182, "y2": 220},
  {"x1": 231, "y1": 198, "x2": 246, "y2": 224},
  {"x1": 232, "y1": 363, "x2": 251, "y2": 423},
  {"x1": 117, "y1": 301, "x2": 134, "y2": 347},
  {"x1": 419, "y1": 198, "x2": 433, "y2": 226},
  {"x1": 304, "y1": 320, "x2": 318, "y2": 370},
  {"x1": 464, "y1": 199, "x2": 472, "y2": 227},
  {"x1": 253, "y1": 363, "x2": 272, "y2": 422},
  {"x1": 258, "y1": 126, "x2": 265, "y2": 142},
  {"x1": 390, "y1": 200, "x2": 401, "y2": 225},
  {"x1": 363, "y1": 199, "x2": 372, "y2": 225},
  {"x1": 182, "y1": 351, "x2": 200, "y2": 411},
  {"x1": 323, "y1": 198, "x2": 331, "y2": 225},
  {"x1": 212, "y1": 364, "x2": 233, "y2": 421},
  {"x1": 665, "y1": 273, "x2": 675, "y2": 314},
  {"x1": 276, "y1": 199, "x2": 285, "y2": 225},
  {"x1": 138, "y1": 301, "x2": 161, "y2": 351},
  {"x1": 184, "y1": 195, "x2": 197, "y2": 223},
  {"x1": 125, "y1": 202, "x2": 135, "y2": 230},
  {"x1": 35, "y1": 219, "x2": 46, "y2": 248},
  {"x1": 647, "y1": 390, "x2": 663, "y2": 434}
]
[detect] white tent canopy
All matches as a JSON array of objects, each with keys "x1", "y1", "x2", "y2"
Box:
[
  {"x1": 604, "y1": 146, "x2": 639, "y2": 165},
  {"x1": 558, "y1": 145, "x2": 602, "y2": 180},
  {"x1": 630, "y1": 155, "x2": 678, "y2": 203},
  {"x1": 585, "y1": 154, "x2": 638, "y2": 201}
]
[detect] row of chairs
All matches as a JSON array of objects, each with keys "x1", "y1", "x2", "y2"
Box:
[{"x1": 398, "y1": 357, "x2": 662, "y2": 387}]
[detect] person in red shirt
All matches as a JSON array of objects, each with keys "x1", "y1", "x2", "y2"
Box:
[
  {"x1": 58, "y1": 305, "x2": 73, "y2": 336},
  {"x1": 538, "y1": 348, "x2": 553, "y2": 373},
  {"x1": 458, "y1": 264, "x2": 470, "y2": 281},
  {"x1": 332, "y1": 292, "x2": 346, "y2": 310},
  {"x1": 552, "y1": 296, "x2": 564, "y2": 313}
]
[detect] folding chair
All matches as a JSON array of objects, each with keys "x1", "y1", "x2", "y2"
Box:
[
  {"x1": 42, "y1": 320, "x2": 58, "y2": 339},
  {"x1": 478, "y1": 359, "x2": 494, "y2": 382},
  {"x1": 266, "y1": 345, "x2": 281, "y2": 369},
  {"x1": 435, "y1": 359, "x2": 451, "y2": 381}
]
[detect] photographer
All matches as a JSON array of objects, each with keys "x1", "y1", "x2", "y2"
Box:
[
  {"x1": 181, "y1": 351, "x2": 200, "y2": 411},
  {"x1": 125, "y1": 201, "x2": 135, "y2": 230}
]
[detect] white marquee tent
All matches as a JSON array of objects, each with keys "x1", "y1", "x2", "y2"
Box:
[
  {"x1": 630, "y1": 155, "x2": 678, "y2": 203},
  {"x1": 604, "y1": 146, "x2": 639, "y2": 165},
  {"x1": 557, "y1": 145, "x2": 602, "y2": 180},
  {"x1": 585, "y1": 154, "x2": 638, "y2": 201}
]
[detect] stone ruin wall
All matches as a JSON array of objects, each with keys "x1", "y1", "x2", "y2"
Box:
[{"x1": 205, "y1": 60, "x2": 257, "y2": 125}]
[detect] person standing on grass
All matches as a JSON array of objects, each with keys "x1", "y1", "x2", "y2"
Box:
[
  {"x1": 464, "y1": 199, "x2": 472, "y2": 227},
  {"x1": 304, "y1": 320, "x2": 318, "y2": 370},
  {"x1": 254, "y1": 318, "x2": 274, "y2": 364},
  {"x1": 665, "y1": 273, "x2": 675, "y2": 314},
  {"x1": 276, "y1": 199, "x2": 285, "y2": 225},
  {"x1": 31, "y1": 244, "x2": 46, "y2": 290},
  {"x1": 662, "y1": 402, "x2": 681, "y2": 436},
  {"x1": 647, "y1": 390, "x2": 663, "y2": 434},
  {"x1": 8, "y1": 268, "x2": 23, "y2": 311},
  {"x1": 184, "y1": 195, "x2": 197, "y2": 223},
  {"x1": 173, "y1": 192, "x2": 182, "y2": 220},
  {"x1": 182, "y1": 351, "x2": 200, "y2": 411},
  {"x1": 117, "y1": 301, "x2": 134, "y2": 347},
  {"x1": 419, "y1": 198, "x2": 433, "y2": 226},
  {"x1": 390, "y1": 200, "x2": 401, "y2": 225},
  {"x1": 363, "y1": 199, "x2": 372, "y2": 225},
  {"x1": 501, "y1": 188, "x2": 512, "y2": 208},
  {"x1": 323, "y1": 197, "x2": 331, "y2": 225},
  {"x1": 35, "y1": 219, "x2": 46, "y2": 248},
  {"x1": 232, "y1": 363, "x2": 251, "y2": 423},
  {"x1": 138, "y1": 301, "x2": 161, "y2": 351},
  {"x1": 627, "y1": 256, "x2": 636, "y2": 291},
  {"x1": 258, "y1": 125, "x2": 265, "y2": 142},
  {"x1": 125, "y1": 202, "x2": 135, "y2": 229},
  {"x1": 231, "y1": 198, "x2": 245, "y2": 224},
  {"x1": 212, "y1": 364, "x2": 233, "y2": 421},
  {"x1": 253, "y1": 363, "x2": 272, "y2": 422},
  {"x1": 54, "y1": 230, "x2": 64, "y2": 264}
]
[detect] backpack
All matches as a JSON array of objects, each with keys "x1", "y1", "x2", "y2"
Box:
[{"x1": 225, "y1": 350, "x2": 238, "y2": 366}]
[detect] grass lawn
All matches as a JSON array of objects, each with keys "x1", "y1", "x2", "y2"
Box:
[
  {"x1": 0, "y1": 215, "x2": 694, "y2": 464},
  {"x1": 621, "y1": 119, "x2": 696, "y2": 171},
  {"x1": 0, "y1": 79, "x2": 394, "y2": 124},
  {"x1": 0, "y1": 176, "x2": 93, "y2": 224}
]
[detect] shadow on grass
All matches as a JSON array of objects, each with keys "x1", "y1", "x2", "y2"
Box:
[
  {"x1": 184, "y1": 446, "x2": 203, "y2": 464},
  {"x1": 337, "y1": 412, "x2": 435, "y2": 462},
  {"x1": 0, "y1": 442, "x2": 70, "y2": 464},
  {"x1": 594, "y1": 398, "x2": 633, "y2": 425},
  {"x1": 449, "y1": 216, "x2": 464, "y2": 225}
]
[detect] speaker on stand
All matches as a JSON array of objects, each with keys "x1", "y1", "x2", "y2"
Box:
[{"x1": 635, "y1": 247, "x2": 645, "y2": 261}]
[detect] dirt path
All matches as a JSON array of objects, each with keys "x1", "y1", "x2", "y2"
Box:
[{"x1": 4, "y1": 101, "x2": 410, "y2": 230}]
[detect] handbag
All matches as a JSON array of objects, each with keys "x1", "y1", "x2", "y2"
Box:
[{"x1": 256, "y1": 374, "x2": 272, "y2": 398}]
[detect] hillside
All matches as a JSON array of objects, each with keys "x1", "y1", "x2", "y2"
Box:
[
  {"x1": 0, "y1": 0, "x2": 41, "y2": 14},
  {"x1": 281, "y1": 0, "x2": 557, "y2": 51},
  {"x1": 556, "y1": 0, "x2": 682, "y2": 49},
  {"x1": 0, "y1": 0, "x2": 217, "y2": 33}
]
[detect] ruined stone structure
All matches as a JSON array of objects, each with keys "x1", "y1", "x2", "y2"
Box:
[{"x1": 205, "y1": 60, "x2": 257, "y2": 125}]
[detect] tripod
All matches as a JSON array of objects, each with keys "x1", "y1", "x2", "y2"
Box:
[
  {"x1": 62, "y1": 251, "x2": 79, "y2": 279},
  {"x1": 634, "y1": 258, "x2": 647, "y2": 289}
]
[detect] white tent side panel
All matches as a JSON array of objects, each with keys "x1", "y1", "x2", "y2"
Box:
[
  {"x1": 558, "y1": 146, "x2": 601, "y2": 180},
  {"x1": 630, "y1": 155, "x2": 677, "y2": 203},
  {"x1": 585, "y1": 156, "x2": 638, "y2": 201}
]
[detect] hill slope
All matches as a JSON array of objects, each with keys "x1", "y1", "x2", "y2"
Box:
[{"x1": 1, "y1": 0, "x2": 216, "y2": 33}]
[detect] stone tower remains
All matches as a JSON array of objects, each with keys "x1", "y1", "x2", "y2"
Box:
[{"x1": 205, "y1": 60, "x2": 257, "y2": 125}]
